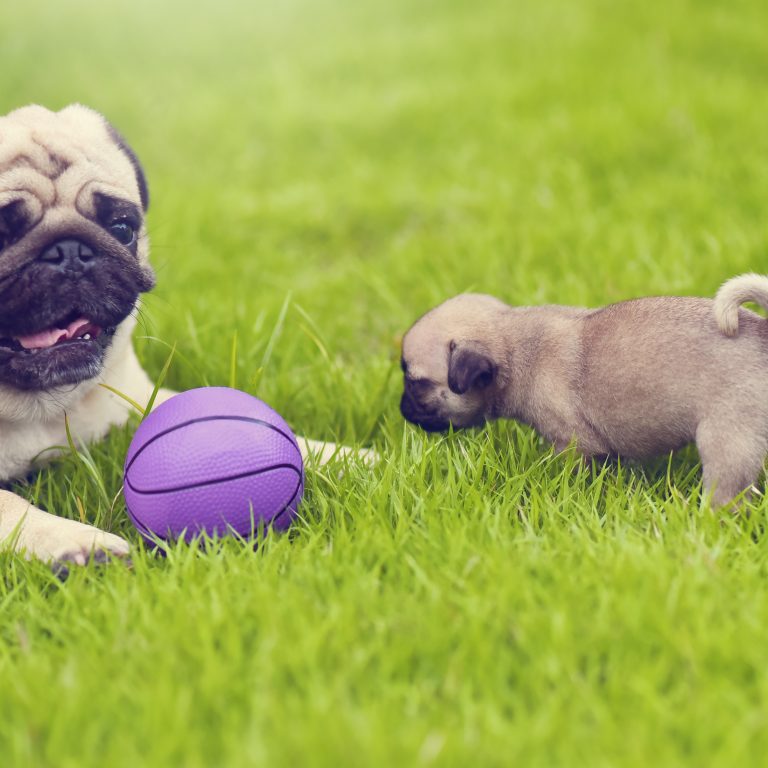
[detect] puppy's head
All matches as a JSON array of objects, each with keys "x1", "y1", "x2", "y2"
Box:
[
  {"x1": 0, "y1": 104, "x2": 154, "y2": 393},
  {"x1": 400, "y1": 294, "x2": 508, "y2": 432}
]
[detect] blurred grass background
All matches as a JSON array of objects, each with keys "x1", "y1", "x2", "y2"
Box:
[{"x1": 1, "y1": 0, "x2": 768, "y2": 765}]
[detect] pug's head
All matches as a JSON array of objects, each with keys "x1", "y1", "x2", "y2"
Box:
[
  {"x1": 0, "y1": 104, "x2": 154, "y2": 392},
  {"x1": 400, "y1": 294, "x2": 509, "y2": 432}
]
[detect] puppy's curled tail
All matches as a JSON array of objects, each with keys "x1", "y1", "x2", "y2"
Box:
[{"x1": 714, "y1": 273, "x2": 768, "y2": 337}]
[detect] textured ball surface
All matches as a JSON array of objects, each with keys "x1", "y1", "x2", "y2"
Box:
[{"x1": 124, "y1": 387, "x2": 304, "y2": 542}]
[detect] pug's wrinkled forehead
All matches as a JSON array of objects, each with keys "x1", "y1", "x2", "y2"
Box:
[
  {"x1": 402, "y1": 293, "x2": 510, "y2": 375},
  {"x1": 0, "y1": 104, "x2": 147, "y2": 230}
]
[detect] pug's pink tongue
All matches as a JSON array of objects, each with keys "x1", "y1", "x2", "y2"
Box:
[{"x1": 17, "y1": 318, "x2": 96, "y2": 350}]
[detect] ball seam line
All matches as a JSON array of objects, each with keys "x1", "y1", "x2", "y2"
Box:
[
  {"x1": 125, "y1": 415, "x2": 302, "y2": 475},
  {"x1": 272, "y1": 473, "x2": 304, "y2": 527},
  {"x1": 126, "y1": 470, "x2": 303, "y2": 543},
  {"x1": 125, "y1": 462, "x2": 302, "y2": 495}
]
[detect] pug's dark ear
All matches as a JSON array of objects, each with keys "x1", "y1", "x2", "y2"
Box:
[
  {"x1": 104, "y1": 119, "x2": 150, "y2": 211},
  {"x1": 447, "y1": 342, "x2": 497, "y2": 395}
]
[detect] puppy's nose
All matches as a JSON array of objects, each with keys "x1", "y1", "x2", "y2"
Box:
[
  {"x1": 400, "y1": 392, "x2": 416, "y2": 420},
  {"x1": 38, "y1": 239, "x2": 95, "y2": 272}
]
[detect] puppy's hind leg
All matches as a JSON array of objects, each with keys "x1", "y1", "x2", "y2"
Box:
[{"x1": 695, "y1": 419, "x2": 767, "y2": 508}]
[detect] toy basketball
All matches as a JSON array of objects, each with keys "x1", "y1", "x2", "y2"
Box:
[{"x1": 123, "y1": 387, "x2": 304, "y2": 543}]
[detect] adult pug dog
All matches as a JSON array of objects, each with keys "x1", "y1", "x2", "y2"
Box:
[
  {"x1": 400, "y1": 276, "x2": 768, "y2": 507},
  {"x1": 0, "y1": 104, "x2": 353, "y2": 566}
]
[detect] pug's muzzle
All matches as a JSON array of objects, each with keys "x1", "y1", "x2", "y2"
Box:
[
  {"x1": 399, "y1": 385, "x2": 451, "y2": 433},
  {"x1": 0, "y1": 215, "x2": 154, "y2": 390}
]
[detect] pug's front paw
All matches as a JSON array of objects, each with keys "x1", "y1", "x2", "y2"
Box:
[{"x1": 1, "y1": 491, "x2": 130, "y2": 566}]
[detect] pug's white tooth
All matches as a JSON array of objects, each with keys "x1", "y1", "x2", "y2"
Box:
[{"x1": 82, "y1": 333, "x2": 91, "y2": 340}]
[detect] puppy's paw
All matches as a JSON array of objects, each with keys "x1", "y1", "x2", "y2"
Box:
[{"x1": 1, "y1": 495, "x2": 130, "y2": 566}]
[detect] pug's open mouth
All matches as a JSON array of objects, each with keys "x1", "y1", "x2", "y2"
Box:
[
  {"x1": 0, "y1": 309, "x2": 120, "y2": 390},
  {"x1": 0, "y1": 311, "x2": 114, "y2": 354}
]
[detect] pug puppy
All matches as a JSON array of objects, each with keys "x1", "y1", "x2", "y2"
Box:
[
  {"x1": 400, "y1": 275, "x2": 768, "y2": 507},
  {"x1": 0, "y1": 104, "x2": 358, "y2": 566}
]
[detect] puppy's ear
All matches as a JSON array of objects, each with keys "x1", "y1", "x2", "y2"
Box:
[
  {"x1": 447, "y1": 342, "x2": 497, "y2": 395},
  {"x1": 103, "y1": 119, "x2": 150, "y2": 211}
]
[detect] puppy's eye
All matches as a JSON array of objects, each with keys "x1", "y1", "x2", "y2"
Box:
[
  {"x1": 109, "y1": 220, "x2": 136, "y2": 246},
  {"x1": 0, "y1": 201, "x2": 27, "y2": 250}
]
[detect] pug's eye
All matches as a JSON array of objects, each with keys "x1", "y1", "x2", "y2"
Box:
[{"x1": 109, "y1": 220, "x2": 136, "y2": 245}]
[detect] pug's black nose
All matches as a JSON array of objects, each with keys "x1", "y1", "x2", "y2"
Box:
[
  {"x1": 38, "y1": 239, "x2": 95, "y2": 272},
  {"x1": 400, "y1": 392, "x2": 417, "y2": 420}
]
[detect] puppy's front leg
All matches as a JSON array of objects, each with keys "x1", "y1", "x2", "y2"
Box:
[
  {"x1": 0, "y1": 490, "x2": 130, "y2": 565},
  {"x1": 296, "y1": 436, "x2": 377, "y2": 466}
]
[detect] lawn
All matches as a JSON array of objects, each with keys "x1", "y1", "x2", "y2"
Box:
[{"x1": 2, "y1": 0, "x2": 768, "y2": 765}]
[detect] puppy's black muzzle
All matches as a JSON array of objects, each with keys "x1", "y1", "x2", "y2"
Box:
[{"x1": 400, "y1": 390, "x2": 450, "y2": 433}]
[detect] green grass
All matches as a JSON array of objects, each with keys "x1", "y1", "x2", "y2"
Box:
[{"x1": 2, "y1": 0, "x2": 768, "y2": 764}]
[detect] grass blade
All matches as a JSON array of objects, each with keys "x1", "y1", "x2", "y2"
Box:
[
  {"x1": 229, "y1": 330, "x2": 238, "y2": 389},
  {"x1": 98, "y1": 383, "x2": 146, "y2": 416},
  {"x1": 144, "y1": 342, "x2": 177, "y2": 417}
]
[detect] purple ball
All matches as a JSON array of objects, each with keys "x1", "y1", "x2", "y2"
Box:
[{"x1": 124, "y1": 387, "x2": 304, "y2": 543}]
